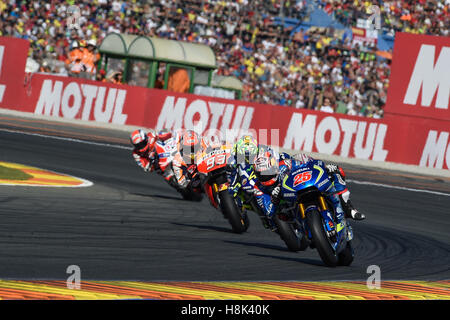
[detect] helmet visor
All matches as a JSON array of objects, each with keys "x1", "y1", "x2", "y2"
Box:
[{"x1": 134, "y1": 137, "x2": 148, "y2": 151}]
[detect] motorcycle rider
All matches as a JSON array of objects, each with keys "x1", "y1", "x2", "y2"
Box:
[
  {"x1": 253, "y1": 150, "x2": 365, "y2": 221},
  {"x1": 130, "y1": 128, "x2": 183, "y2": 191},
  {"x1": 130, "y1": 129, "x2": 158, "y2": 172},
  {"x1": 172, "y1": 130, "x2": 208, "y2": 190},
  {"x1": 324, "y1": 163, "x2": 365, "y2": 221},
  {"x1": 228, "y1": 135, "x2": 365, "y2": 223},
  {"x1": 227, "y1": 135, "x2": 288, "y2": 229}
]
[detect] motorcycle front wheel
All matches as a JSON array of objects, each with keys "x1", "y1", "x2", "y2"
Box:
[{"x1": 306, "y1": 208, "x2": 338, "y2": 267}]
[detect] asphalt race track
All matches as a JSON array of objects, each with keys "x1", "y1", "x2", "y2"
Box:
[{"x1": 0, "y1": 115, "x2": 449, "y2": 282}]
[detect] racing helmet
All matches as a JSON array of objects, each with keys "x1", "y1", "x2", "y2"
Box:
[
  {"x1": 292, "y1": 153, "x2": 313, "y2": 165},
  {"x1": 234, "y1": 135, "x2": 258, "y2": 166},
  {"x1": 254, "y1": 150, "x2": 279, "y2": 187},
  {"x1": 158, "y1": 128, "x2": 172, "y2": 142},
  {"x1": 130, "y1": 129, "x2": 156, "y2": 153},
  {"x1": 179, "y1": 130, "x2": 202, "y2": 165}
]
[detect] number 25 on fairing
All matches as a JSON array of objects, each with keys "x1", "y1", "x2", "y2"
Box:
[{"x1": 293, "y1": 171, "x2": 312, "y2": 187}]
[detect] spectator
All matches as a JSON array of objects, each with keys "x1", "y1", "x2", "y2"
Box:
[
  {"x1": 81, "y1": 39, "x2": 100, "y2": 76},
  {"x1": 96, "y1": 69, "x2": 107, "y2": 82},
  {"x1": 66, "y1": 41, "x2": 83, "y2": 66},
  {"x1": 318, "y1": 97, "x2": 335, "y2": 113},
  {"x1": 108, "y1": 70, "x2": 123, "y2": 84},
  {"x1": 307, "y1": 85, "x2": 324, "y2": 110},
  {"x1": 168, "y1": 68, "x2": 191, "y2": 93},
  {"x1": 69, "y1": 57, "x2": 86, "y2": 75},
  {"x1": 3, "y1": 0, "x2": 447, "y2": 119}
]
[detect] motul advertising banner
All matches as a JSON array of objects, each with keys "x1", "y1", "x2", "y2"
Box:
[
  {"x1": 0, "y1": 36, "x2": 449, "y2": 170},
  {"x1": 0, "y1": 37, "x2": 29, "y2": 108},
  {"x1": 21, "y1": 75, "x2": 148, "y2": 126},
  {"x1": 385, "y1": 32, "x2": 450, "y2": 121}
]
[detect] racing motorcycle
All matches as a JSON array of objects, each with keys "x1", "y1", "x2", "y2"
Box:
[
  {"x1": 197, "y1": 146, "x2": 250, "y2": 234},
  {"x1": 231, "y1": 164, "x2": 309, "y2": 252},
  {"x1": 279, "y1": 159, "x2": 354, "y2": 267},
  {"x1": 154, "y1": 134, "x2": 202, "y2": 201}
]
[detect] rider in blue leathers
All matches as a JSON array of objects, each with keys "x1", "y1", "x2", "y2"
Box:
[
  {"x1": 253, "y1": 150, "x2": 341, "y2": 221},
  {"x1": 228, "y1": 136, "x2": 365, "y2": 230},
  {"x1": 227, "y1": 136, "x2": 274, "y2": 228},
  {"x1": 253, "y1": 150, "x2": 365, "y2": 223}
]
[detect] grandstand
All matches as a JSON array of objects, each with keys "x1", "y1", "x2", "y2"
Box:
[{"x1": 0, "y1": 0, "x2": 448, "y2": 118}]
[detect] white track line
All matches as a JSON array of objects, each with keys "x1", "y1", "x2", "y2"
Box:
[
  {"x1": 2, "y1": 127, "x2": 449, "y2": 196},
  {"x1": 0, "y1": 127, "x2": 132, "y2": 150},
  {"x1": 0, "y1": 179, "x2": 93, "y2": 188},
  {"x1": 347, "y1": 179, "x2": 450, "y2": 197}
]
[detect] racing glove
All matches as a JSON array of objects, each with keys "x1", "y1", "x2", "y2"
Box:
[
  {"x1": 186, "y1": 164, "x2": 197, "y2": 178},
  {"x1": 271, "y1": 185, "x2": 281, "y2": 205},
  {"x1": 325, "y1": 164, "x2": 339, "y2": 174}
]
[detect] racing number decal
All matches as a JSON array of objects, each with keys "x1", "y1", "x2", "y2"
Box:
[
  {"x1": 206, "y1": 154, "x2": 227, "y2": 171},
  {"x1": 293, "y1": 171, "x2": 312, "y2": 187}
]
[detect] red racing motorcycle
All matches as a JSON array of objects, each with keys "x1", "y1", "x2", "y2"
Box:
[{"x1": 196, "y1": 146, "x2": 250, "y2": 233}]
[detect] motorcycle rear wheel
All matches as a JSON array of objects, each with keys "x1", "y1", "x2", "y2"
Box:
[
  {"x1": 218, "y1": 190, "x2": 249, "y2": 234},
  {"x1": 338, "y1": 240, "x2": 354, "y2": 266},
  {"x1": 273, "y1": 215, "x2": 309, "y2": 252}
]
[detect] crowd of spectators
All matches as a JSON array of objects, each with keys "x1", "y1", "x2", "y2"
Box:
[
  {"x1": 0, "y1": 0, "x2": 448, "y2": 118},
  {"x1": 325, "y1": 0, "x2": 449, "y2": 37}
]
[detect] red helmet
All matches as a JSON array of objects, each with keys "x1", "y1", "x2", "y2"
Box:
[
  {"x1": 130, "y1": 129, "x2": 156, "y2": 153},
  {"x1": 158, "y1": 129, "x2": 173, "y2": 142},
  {"x1": 179, "y1": 130, "x2": 201, "y2": 165}
]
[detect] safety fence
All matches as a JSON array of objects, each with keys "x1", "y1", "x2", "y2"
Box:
[{"x1": 0, "y1": 33, "x2": 449, "y2": 170}]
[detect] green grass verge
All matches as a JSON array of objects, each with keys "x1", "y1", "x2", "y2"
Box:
[{"x1": 0, "y1": 165, "x2": 33, "y2": 181}]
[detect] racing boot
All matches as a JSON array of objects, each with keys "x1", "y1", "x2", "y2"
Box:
[
  {"x1": 339, "y1": 193, "x2": 366, "y2": 221},
  {"x1": 259, "y1": 214, "x2": 275, "y2": 230},
  {"x1": 326, "y1": 164, "x2": 366, "y2": 221}
]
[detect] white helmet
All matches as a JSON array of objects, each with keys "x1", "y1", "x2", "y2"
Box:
[{"x1": 87, "y1": 39, "x2": 97, "y2": 47}]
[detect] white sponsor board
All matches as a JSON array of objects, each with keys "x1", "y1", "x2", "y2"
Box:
[
  {"x1": 34, "y1": 80, "x2": 128, "y2": 124},
  {"x1": 403, "y1": 45, "x2": 450, "y2": 110},
  {"x1": 420, "y1": 130, "x2": 450, "y2": 170},
  {"x1": 283, "y1": 114, "x2": 389, "y2": 161}
]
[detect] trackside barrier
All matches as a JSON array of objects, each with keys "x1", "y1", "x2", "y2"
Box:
[{"x1": 0, "y1": 34, "x2": 449, "y2": 170}]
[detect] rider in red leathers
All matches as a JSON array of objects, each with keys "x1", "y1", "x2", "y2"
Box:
[
  {"x1": 130, "y1": 128, "x2": 183, "y2": 192},
  {"x1": 130, "y1": 129, "x2": 158, "y2": 172},
  {"x1": 153, "y1": 129, "x2": 181, "y2": 187},
  {"x1": 172, "y1": 130, "x2": 208, "y2": 190}
]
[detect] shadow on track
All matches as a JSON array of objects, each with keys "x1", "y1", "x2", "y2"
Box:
[
  {"x1": 131, "y1": 193, "x2": 185, "y2": 202},
  {"x1": 0, "y1": 197, "x2": 20, "y2": 204},
  {"x1": 223, "y1": 240, "x2": 290, "y2": 252},
  {"x1": 171, "y1": 222, "x2": 234, "y2": 234},
  {"x1": 248, "y1": 253, "x2": 326, "y2": 267}
]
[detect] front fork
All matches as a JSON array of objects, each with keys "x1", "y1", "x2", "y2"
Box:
[
  {"x1": 299, "y1": 195, "x2": 341, "y2": 239},
  {"x1": 205, "y1": 180, "x2": 229, "y2": 209},
  {"x1": 302, "y1": 195, "x2": 352, "y2": 244}
]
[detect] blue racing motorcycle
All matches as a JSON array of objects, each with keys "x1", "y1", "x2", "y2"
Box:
[{"x1": 280, "y1": 159, "x2": 354, "y2": 267}]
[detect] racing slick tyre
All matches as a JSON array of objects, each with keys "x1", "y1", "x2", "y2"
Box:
[
  {"x1": 338, "y1": 240, "x2": 354, "y2": 266},
  {"x1": 273, "y1": 215, "x2": 309, "y2": 252},
  {"x1": 218, "y1": 190, "x2": 249, "y2": 234},
  {"x1": 306, "y1": 208, "x2": 338, "y2": 267}
]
